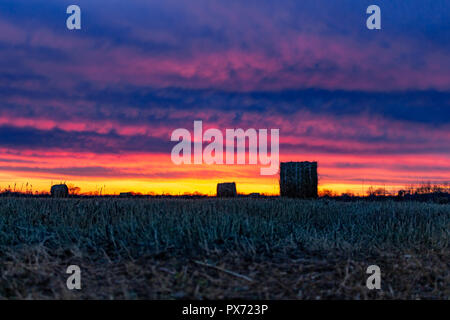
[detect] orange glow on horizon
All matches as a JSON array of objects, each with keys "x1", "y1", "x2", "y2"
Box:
[{"x1": 0, "y1": 150, "x2": 448, "y2": 196}]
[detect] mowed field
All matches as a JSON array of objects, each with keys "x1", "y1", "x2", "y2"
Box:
[{"x1": 0, "y1": 197, "x2": 448, "y2": 299}]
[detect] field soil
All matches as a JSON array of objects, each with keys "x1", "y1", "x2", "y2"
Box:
[{"x1": 0, "y1": 198, "x2": 448, "y2": 299}]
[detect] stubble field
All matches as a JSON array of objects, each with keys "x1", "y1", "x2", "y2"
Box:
[{"x1": 0, "y1": 197, "x2": 448, "y2": 299}]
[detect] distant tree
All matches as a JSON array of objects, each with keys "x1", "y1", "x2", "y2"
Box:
[
  {"x1": 67, "y1": 184, "x2": 81, "y2": 195},
  {"x1": 319, "y1": 189, "x2": 335, "y2": 197},
  {"x1": 373, "y1": 188, "x2": 386, "y2": 196},
  {"x1": 342, "y1": 190, "x2": 355, "y2": 197},
  {"x1": 367, "y1": 186, "x2": 387, "y2": 197},
  {"x1": 416, "y1": 182, "x2": 432, "y2": 194}
]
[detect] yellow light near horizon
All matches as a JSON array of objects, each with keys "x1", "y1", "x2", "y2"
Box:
[
  {"x1": 0, "y1": 150, "x2": 445, "y2": 197},
  {"x1": 0, "y1": 173, "x2": 408, "y2": 197}
]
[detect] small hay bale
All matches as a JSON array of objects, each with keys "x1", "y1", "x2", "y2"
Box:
[
  {"x1": 217, "y1": 182, "x2": 237, "y2": 197},
  {"x1": 50, "y1": 184, "x2": 69, "y2": 198}
]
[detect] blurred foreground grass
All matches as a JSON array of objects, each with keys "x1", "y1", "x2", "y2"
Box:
[{"x1": 0, "y1": 198, "x2": 448, "y2": 299}]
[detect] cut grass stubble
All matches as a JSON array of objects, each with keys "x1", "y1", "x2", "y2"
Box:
[{"x1": 0, "y1": 198, "x2": 448, "y2": 299}]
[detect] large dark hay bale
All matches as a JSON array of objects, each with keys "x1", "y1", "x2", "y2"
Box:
[
  {"x1": 280, "y1": 162, "x2": 318, "y2": 198},
  {"x1": 50, "y1": 184, "x2": 69, "y2": 198},
  {"x1": 217, "y1": 182, "x2": 237, "y2": 197}
]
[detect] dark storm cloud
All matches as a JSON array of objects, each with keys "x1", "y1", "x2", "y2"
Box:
[
  {"x1": 0, "y1": 126, "x2": 171, "y2": 154},
  {"x1": 1, "y1": 86, "x2": 449, "y2": 126}
]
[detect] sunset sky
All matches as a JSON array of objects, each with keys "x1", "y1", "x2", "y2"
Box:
[{"x1": 0, "y1": 0, "x2": 449, "y2": 195}]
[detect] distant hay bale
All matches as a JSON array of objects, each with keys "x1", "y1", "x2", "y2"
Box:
[
  {"x1": 249, "y1": 193, "x2": 261, "y2": 198},
  {"x1": 280, "y1": 162, "x2": 318, "y2": 198},
  {"x1": 50, "y1": 184, "x2": 69, "y2": 198},
  {"x1": 119, "y1": 192, "x2": 133, "y2": 197},
  {"x1": 217, "y1": 182, "x2": 237, "y2": 197}
]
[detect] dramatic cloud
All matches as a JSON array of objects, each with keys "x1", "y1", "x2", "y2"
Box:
[{"x1": 0, "y1": 0, "x2": 448, "y2": 194}]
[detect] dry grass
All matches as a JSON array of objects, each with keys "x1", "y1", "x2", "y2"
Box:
[{"x1": 0, "y1": 198, "x2": 448, "y2": 299}]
